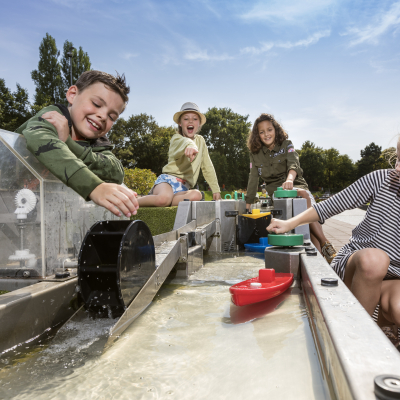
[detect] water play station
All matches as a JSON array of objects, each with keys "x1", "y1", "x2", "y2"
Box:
[{"x1": 0, "y1": 128, "x2": 400, "y2": 399}]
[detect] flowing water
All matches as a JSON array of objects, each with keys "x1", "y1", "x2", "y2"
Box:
[{"x1": 0, "y1": 252, "x2": 331, "y2": 400}]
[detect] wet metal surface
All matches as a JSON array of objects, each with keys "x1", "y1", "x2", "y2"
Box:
[{"x1": 0, "y1": 252, "x2": 330, "y2": 400}]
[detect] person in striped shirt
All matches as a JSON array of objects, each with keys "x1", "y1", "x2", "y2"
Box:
[{"x1": 267, "y1": 142, "x2": 400, "y2": 329}]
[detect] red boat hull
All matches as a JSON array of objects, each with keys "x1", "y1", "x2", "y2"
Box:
[{"x1": 229, "y1": 269, "x2": 293, "y2": 307}]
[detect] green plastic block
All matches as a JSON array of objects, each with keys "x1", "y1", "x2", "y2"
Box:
[
  {"x1": 274, "y1": 187, "x2": 298, "y2": 198},
  {"x1": 268, "y1": 233, "x2": 304, "y2": 247},
  {"x1": 131, "y1": 206, "x2": 178, "y2": 236}
]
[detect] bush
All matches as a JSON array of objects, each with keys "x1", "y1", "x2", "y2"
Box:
[
  {"x1": 124, "y1": 168, "x2": 157, "y2": 195},
  {"x1": 131, "y1": 207, "x2": 177, "y2": 235}
]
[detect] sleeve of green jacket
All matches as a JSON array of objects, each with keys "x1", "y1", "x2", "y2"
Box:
[
  {"x1": 21, "y1": 112, "x2": 104, "y2": 200},
  {"x1": 200, "y1": 140, "x2": 220, "y2": 194},
  {"x1": 64, "y1": 137, "x2": 124, "y2": 184},
  {"x1": 245, "y1": 153, "x2": 259, "y2": 204},
  {"x1": 285, "y1": 140, "x2": 304, "y2": 178},
  {"x1": 169, "y1": 134, "x2": 198, "y2": 159}
]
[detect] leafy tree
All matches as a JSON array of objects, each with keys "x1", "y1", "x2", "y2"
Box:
[
  {"x1": 60, "y1": 40, "x2": 91, "y2": 88},
  {"x1": 31, "y1": 33, "x2": 64, "y2": 107},
  {"x1": 334, "y1": 154, "x2": 356, "y2": 190},
  {"x1": 0, "y1": 79, "x2": 32, "y2": 131},
  {"x1": 298, "y1": 141, "x2": 325, "y2": 190},
  {"x1": 356, "y1": 142, "x2": 382, "y2": 178},
  {"x1": 109, "y1": 114, "x2": 175, "y2": 175},
  {"x1": 201, "y1": 107, "x2": 251, "y2": 189}
]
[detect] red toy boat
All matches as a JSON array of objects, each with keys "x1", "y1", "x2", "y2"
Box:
[{"x1": 229, "y1": 269, "x2": 293, "y2": 307}]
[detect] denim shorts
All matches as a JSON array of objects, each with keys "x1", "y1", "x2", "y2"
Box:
[{"x1": 149, "y1": 174, "x2": 190, "y2": 195}]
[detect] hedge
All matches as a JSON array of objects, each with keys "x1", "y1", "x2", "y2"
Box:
[{"x1": 131, "y1": 206, "x2": 178, "y2": 236}]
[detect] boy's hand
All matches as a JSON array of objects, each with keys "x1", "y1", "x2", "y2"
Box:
[
  {"x1": 89, "y1": 183, "x2": 139, "y2": 217},
  {"x1": 282, "y1": 180, "x2": 294, "y2": 190},
  {"x1": 267, "y1": 218, "x2": 292, "y2": 234},
  {"x1": 42, "y1": 111, "x2": 70, "y2": 142},
  {"x1": 185, "y1": 147, "x2": 198, "y2": 162}
]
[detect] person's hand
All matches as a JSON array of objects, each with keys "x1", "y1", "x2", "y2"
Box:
[
  {"x1": 185, "y1": 147, "x2": 199, "y2": 162},
  {"x1": 89, "y1": 183, "x2": 139, "y2": 217},
  {"x1": 282, "y1": 180, "x2": 294, "y2": 190},
  {"x1": 42, "y1": 111, "x2": 70, "y2": 142},
  {"x1": 267, "y1": 218, "x2": 292, "y2": 234},
  {"x1": 213, "y1": 192, "x2": 221, "y2": 200}
]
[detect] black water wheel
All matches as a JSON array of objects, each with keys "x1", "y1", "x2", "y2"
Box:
[{"x1": 78, "y1": 220, "x2": 155, "y2": 318}]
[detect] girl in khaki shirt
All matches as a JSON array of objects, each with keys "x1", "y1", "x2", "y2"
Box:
[
  {"x1": 246, "y1": 113, "x2": 337, "y2": 263},
  {"x1": 138, "y1": 102, "x2": 221, "y2": 207}
]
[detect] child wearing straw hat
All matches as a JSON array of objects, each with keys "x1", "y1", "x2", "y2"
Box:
[{"x1": 138, "y1": 102, "x2": 221, "y2": 207}]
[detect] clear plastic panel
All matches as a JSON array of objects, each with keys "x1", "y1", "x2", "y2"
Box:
[
  {"x1": 0, "y1": 129, "x2": 125, "y2": 277},
  {"x1": 0, "y1": 138, "x2": 42, "y2": 276}
]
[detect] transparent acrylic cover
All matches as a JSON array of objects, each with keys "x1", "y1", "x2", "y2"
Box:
[{"x1": 0, "y1": 129, "x2": 124, "y2": 278}]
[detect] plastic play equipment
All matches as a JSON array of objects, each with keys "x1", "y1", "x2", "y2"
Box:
[
  {"x1": 244, "y1": 237, "x2": 272, "y2": 253},
  {"x1": 224, "y1": 194, "x2": 232, "y2": 199},
  {"x1": 229, "y1": 268, "x2": 293, "y2": 306},
  {"x1": 237, "y1": 209, "x2": 271, "y2": 246},
  {"x1": 274, "y1": 186, "x2": 298, "y2": 198},
  {"x1": 267, "y1": 233, "x2": 304, "y2": 247}
]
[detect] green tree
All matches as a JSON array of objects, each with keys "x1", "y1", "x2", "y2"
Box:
[
  {"x1": 31, "y1": 33, "x2": 64, "y2": 107},
  {"x1": 201, "y1": 107, "x2": 251, "y2": 189},
  {"x1": 109, "y1": 114, "x2": 175, "y2": 176},
  {"x1": 60, "y1": 40, "x2": 91, "y2": 88},
  {"x1": 0, "y1": 79, "x2": 32, "y2": 131},
  {"x1": 335, "y1": 154, "x2": 356, "y2": 190},
  {"x1": 298, "y1": 141, "x2": 325, "y2": 190},
  {"x1": 356, "y1": 142, "x2": 382, "y2": 178}
]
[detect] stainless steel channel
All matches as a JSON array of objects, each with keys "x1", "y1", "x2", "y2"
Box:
[{"x1": 301, "y1": 251, "x2": 400, "y2": 399}]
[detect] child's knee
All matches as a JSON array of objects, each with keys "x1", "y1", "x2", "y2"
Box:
[
  {"x1": 356, "y1": 249, "x2": 389, "y2": 280},
  {"x1": 189, "y1": 190, "x2": 202, "y2": 201},
  {"x1": 154, "y1": 194, "x2": 172, "y2": 207}
]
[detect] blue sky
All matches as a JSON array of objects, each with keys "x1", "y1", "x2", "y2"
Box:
[{"x1": 1, "y1": 0, "x2": 400, "y2": 161}]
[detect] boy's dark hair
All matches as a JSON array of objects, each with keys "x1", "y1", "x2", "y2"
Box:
[
  {"x1": 247, "y1": 113, "x2": 288, "y2": 154},
  {"x1": 75, "y1": 70, "x2": 130, "y2": 109}
]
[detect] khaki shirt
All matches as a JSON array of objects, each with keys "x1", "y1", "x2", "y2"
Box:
[
  {"x1": 162, "y1": 134, "x2": 220, "y2": 193},
  {"x1": 245, "y1": 139, "x2": 308, "y2": 203}
]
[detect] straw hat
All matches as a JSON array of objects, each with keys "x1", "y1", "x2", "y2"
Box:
[{"x1": 173, "y1": 102, "x2": 206, "y2": 125}]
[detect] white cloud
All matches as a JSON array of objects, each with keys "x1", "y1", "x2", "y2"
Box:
[
  {"x1": 121, "y1": 52, "x2": 139, "y2": 60},
  {"x1": 345, "y1": 1, "x2": 400, "y2": 46},
  {"x1": 184, "y1": 48, "x2": 233, "y2": 61},
  {"x1": 241, "y1": 30, "x2": 330, "y2": 55},
  {"x1": 240, "y1": 0, "x2": 337, "y2": 22}
]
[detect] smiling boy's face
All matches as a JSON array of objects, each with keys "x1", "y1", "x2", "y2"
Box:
[{"x1": 66, "y1": 82, "x2": 125, "y2": 141}]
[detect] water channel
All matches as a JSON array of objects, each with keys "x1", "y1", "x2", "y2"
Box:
[{"x1": 0, "y1": 252, "x2": 331, "y2": 400}]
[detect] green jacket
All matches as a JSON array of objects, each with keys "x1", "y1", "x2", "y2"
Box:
[
  {"x1": 245, "y1": 139, "x2": 308, "y2": 203},
  {"x1": 162, "y1": 133, "x2": 220, "y2": 193},
  {"x1": 15, "y1": 105, "x2": 124, "y2": 200}
]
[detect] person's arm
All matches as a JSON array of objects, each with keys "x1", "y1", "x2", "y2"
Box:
[
  {"x1": 268, "y1": 170, "x2": 387, "y2": 233},
  {"x1": 41, "y1": 110, "x2": 124, "y2": 184},
  {"x1": 245, "y1": 154, "x2": 259, "y2": 209},
  {"x1": 282, "y1": 169, "x2": 297, "y2": 190},
  {"x1": 22, "y1": 114, "x2": 138, "y2": 216},
  {"x1": 200, "y1": 141, "x2": 220, "y2": 194},
  {"x1": 169, "y1": 134, "x2": 198, "y2": 159},
  {"x1": 268, "y1": 207, "x2": 319, "y2": 234},
  {"x1": 285, "y1": 140, "x2": 303, "y2": 178}
]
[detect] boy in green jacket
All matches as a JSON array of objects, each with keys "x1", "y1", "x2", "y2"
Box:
[{"x1": 15, "y1": 70, "x2": 138, "y2": 218}]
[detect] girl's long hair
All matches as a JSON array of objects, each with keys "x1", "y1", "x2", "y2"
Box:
[{"x1": 247, "y1": 113, "x2": 288, "y2": 154}]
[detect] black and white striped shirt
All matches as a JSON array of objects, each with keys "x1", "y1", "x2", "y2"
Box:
[{"x1": 314, "y1": 169, "x2": 400, "y2": 279}]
